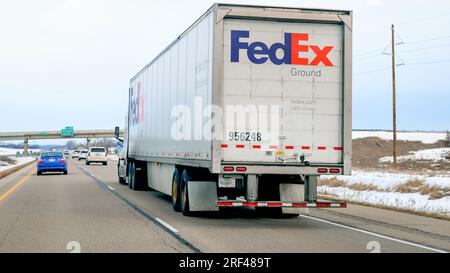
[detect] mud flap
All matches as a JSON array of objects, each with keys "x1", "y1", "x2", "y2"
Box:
[
  {"x1": 280, "y1": 184, "x2": 308, "y2": 214},
  {"x1": 188, "y1": 181, "x2": 219, "y2": 212}
]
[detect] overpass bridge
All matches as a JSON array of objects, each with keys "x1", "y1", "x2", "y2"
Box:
[{"x1": 0, "y1": 129, "x2": 124, "y2": 155}]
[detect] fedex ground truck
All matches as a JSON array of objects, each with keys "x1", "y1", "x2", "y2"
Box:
[{"x1": 118, "y1": 4, "x2": 352, "y2": 216}]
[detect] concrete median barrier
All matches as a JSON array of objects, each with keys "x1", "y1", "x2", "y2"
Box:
[{"x1": 0, "y1": 159, "x2": 36, "y2": 180}]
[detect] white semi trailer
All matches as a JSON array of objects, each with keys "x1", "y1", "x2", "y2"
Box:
[{"x1": 119, "y1": 4, "x2": 352, "y2": 216}]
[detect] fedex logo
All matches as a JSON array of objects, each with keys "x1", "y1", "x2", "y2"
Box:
[
  {"x1": 130, "y1": 81, "x2": 144, "y2": 125},
  {"x1": 230, "y1": 30, "x2": 334, "y2": 66}
]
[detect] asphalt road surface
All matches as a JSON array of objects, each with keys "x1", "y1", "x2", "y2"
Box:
[{"x1": 0, "y1": 158, "x2": 449, "y2": 253}]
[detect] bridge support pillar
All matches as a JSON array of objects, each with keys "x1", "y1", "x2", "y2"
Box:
[
  {"x1": 86, "y1": 137, "x2": 91, "y2": 149},
  {"x1": 23, "y1": 138, "x2": 29, "y2": 156}
]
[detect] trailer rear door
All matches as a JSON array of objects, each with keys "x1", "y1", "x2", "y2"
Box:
[{"x1": 221, "y1": 18, "x2": 344, "y2": 165}]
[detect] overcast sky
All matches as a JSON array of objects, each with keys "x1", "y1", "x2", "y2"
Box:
[{"x1": 1, "y1": 0, "x2": 449, "y2": 139}]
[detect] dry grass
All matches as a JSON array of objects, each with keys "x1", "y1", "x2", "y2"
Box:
[
  {"x1": 420, "y1": 185, "x2": 450, "y2": 200},
  {"x1": 393, "y1": 179, "x2": 450, "y2": 200},
  {"x1": 348, "y1": 183, "x2": 380, "y2": 192},
  {"x1": 318, "y1": 178, "x2": 345, "y2": 187},
  {"x1": 394, "y1": 179, "x2": 424, "y2": 193}
]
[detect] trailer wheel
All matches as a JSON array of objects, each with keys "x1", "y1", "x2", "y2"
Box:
[
  {"x1": 134, "y1": 161, "x2": 148, "y2": 191},
  {"x1": 171, "y1": 168, "x2": 181, "y2": 212},
  {"x1": 180, "y1": 169, "x2": 191, "y2": 216},
  {"x1": 118, "y1": 166, "x2": 127, "y2": 185},
  {"x1": 128, "y1": 162, "x2": 135, "y2": 190}
]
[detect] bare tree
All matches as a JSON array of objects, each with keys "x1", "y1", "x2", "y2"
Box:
[
  {"x1": 65, "y1": 140, "x2": 79, "y2": 150},
  {"x1": 91, "y1": 138, "x2": 117, "y2": 148}
]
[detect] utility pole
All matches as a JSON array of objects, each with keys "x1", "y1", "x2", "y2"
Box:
[{"x1": 391, "y1": 24, "x2": 398, "y2": 169}]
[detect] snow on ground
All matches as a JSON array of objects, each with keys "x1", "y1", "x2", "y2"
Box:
[
  {"x1": 319, "y1": 185, "x2": 450, "y2": 216},
  {"x1": 0, "y1": 147, "x2": 41, "y2": 156},
  {"x1": 0, "y1": 157, "x2": 35, "y2": 173},
  {"x1": 352, "y1": 131, "x2": 447, "y2": 144},
  {"x1": 319, "y1": 170, "x2": 450, "y2": 216},
  {"x1": 379, "y1": 148, "x2": 450, "y2": 163}
]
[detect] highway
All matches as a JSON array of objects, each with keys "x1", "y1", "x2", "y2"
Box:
[{"x1": 0, "y1": 158, "x2": 449, "y2": 253}]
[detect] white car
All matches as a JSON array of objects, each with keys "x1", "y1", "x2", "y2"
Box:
[
  {"x1": 72, "y1": 150, "x2": 80, "y2": 158},
  {"x1": 86, "y1": 147, "x2": 108, "y2": 165},
  {"x1": 78, "y1": 150, "x2": 88, "y2": 161}
]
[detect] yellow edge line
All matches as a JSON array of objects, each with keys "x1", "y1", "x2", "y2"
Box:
[{"x1": 0, "y1": 167, "x2": 35, "y2": 202}]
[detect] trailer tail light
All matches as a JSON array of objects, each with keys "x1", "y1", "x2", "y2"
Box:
[
  {"x1": 236, "y1": 167, "x2": 247, "y2": 172},
  {"x1": 223, "y1": 166, "x2": 234, "y2": 171},
  {"x1": 38, "y1": 159, "x2": 43, "y2": 164},
  {"x1": 317, "y1": 168, "x2": 328, "y2": 173},
  {"x1": 329, "y1": 168, "x2": 340, "y2": 174}
]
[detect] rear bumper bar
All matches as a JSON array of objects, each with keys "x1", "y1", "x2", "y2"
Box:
[{"x1": 216, "y1": 200, "x2": 346, "y2": 208}]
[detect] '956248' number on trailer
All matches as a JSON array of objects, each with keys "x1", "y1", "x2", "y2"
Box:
[{"x1": 228, "y1": 132, "x2": 262, "y2": 142}]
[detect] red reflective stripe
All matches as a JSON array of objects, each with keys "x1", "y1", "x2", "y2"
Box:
[
  {"x1": 243, "y1": 202, "x2": 256, "y2": 207},
  {"x1": 340, "y1": 203, "x2": 347, "y2": 208},
  {"x1": 252, "y1": 145, "x2": 261, "y2": 149},
  {"x1": 267, "y1": 202, "x2": 282, "y2": 207},
  {"x1": 334, "y1": 147, "x2": 343, "y2": 151},
  {"x1": 285, "y1": 146, "x2": 294, "y2": 150},
  {"x1": 301, "y1": 146, "x2": 310, "y2": 150},
  {"x1": 217, "y1": 202, "x2": 233, "y2": 206},
  {"x1": 292, "y1": 203, "x2": 307, "y2": 207},
  {"x1": 236, "y1": 144, "x2": 245, "y2": 149},
  {"x1": 221, "y1": 144, "x2": 228, "y2": 148},
  {"x1": 269, "y1": 145, "x2": 278, "y2": 149},
  {"x1": 318, "y1": 146, "x2": 326, "y2": 150},
  {"x1": 316, "y1": 203, "x2": 330, "y2": 207}
]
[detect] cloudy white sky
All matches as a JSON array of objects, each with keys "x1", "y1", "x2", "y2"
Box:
[{"x1": 1, "y1": 0, "x2": 449, "y2": 137}]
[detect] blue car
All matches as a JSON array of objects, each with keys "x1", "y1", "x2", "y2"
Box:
[{"x1": 37, "y1": 152, "x2": 68, "y2": 175}]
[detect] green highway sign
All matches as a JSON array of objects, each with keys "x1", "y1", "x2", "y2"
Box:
[{"x1": 61, "y1": 126, "x2": 74, "y2": 137}]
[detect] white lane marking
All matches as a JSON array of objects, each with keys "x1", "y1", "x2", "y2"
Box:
[
  {"x1": 155, "y1": 217, "x2": 179, "y2": 233},
  {"x1": 107, "y1": 186, "x2": 115, "y2": 191},
  {"x1": 299, "y1": 214, "x2": 447, "y2": 253}
]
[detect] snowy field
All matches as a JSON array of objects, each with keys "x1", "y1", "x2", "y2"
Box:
[
  {"x1": 319, "y1": 171, "x2": 450, "y2": 217},
  {"x1": 379, "y1": 147, "x2": 450, "y2": 163},
  {"x1": 0, "y1": 147, "x2": 41, "y2": 156},
  {"x1": 321, "y1": 131, "x2": 450, "y2": 217},
  {"x1": 352, "y1": 131, "x2": 447, "y2": 144}
]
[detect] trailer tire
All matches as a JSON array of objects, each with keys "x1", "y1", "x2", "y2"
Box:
[
  {"x1": 134, "y1": 161, "x2": 148, "y2": 191},
  {"x1": 171, "y1": 168, "x2": 181, "y2": 212},
  {"x1": 128, "y1": 162, "x2": 135, "y2": 190},
  {"x1": 118, "y1": 166, "x2": 127, "y2": 185},
  {"x1": 180, "y1": 169, "x2": 191, "y2": 216}
]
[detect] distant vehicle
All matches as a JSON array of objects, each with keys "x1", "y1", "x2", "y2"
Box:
[
  {"x1": 86, "y1": 147, "x2": 108, "y2": 165},
  {"x1": 72, "y1": 150, "x2": 80, "y2": 158},
  {"x1": 37, "y1": 152, "x2": 67, "y2": 175},
  {"x1": 64, "y1": 151, "x2": 70, "y2": 156},
  {"x1": 78, "y1": 150, "x2": 88, "y2": 161}
]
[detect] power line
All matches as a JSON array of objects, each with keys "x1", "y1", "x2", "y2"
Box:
[
  {"x1": 404, "y1": 59, "x2": 450, "y2": 66},
  {"x1": 354, "y1": 66, "x2": 390, "y2": 75},
  {"x1": 405, "y1": 34, "x2": 450, "y2": 44},
  {"x1": 397, "y1": 43, "x2": 450, "y2": 53},
  {"x1": 354, "y1": 59, "x2": 450, "y2": 74}
]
